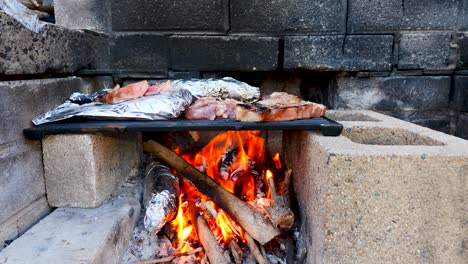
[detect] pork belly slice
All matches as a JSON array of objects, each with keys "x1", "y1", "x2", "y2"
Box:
[
  {"x1": 236, "y1": 92, "x2": 326, "y2": 122},
  {"x1": 185, "y1": 97, "x2": 241, "y2": 120}
]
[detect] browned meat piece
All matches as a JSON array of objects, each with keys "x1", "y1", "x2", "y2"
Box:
[
  {"x1": 235, "y1": 92, "x2": 326, "y2": 122},
  {"x1": 101, "y1": 80, "x2": 150, "y2": 104},
  {"x1": 185, "y1": 97, "x2": 241, "y2": 120}
]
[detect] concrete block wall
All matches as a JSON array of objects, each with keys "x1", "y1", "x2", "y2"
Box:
[
  {"x1": 51, "y1": 0, "x2": 468, "y2": 137},
  {"x1": 0, "y1": 77, "x2": 111, "y2": 247}
]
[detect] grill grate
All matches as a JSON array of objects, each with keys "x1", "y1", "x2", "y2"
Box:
[{"x1": 23, "y1": 117, "x2": 343, "y2": 139}]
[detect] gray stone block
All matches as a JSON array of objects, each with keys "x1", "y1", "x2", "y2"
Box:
[
  {"x1": 55, "y1": 0, "x2": 111, "y2": 32},
  {"x1": 348, "y1": 0, "x2": 459, "y2": 32},
  {"x1": 453, "y1": 76, "x2": 468, "y2": 112},
  {"x1": 168, "y1": 71, "x2": 201, "y2": 79},
  {"x1": 347, "y1": 0, "x2": 402, "y2": 33},
  {"x1": 170, "y1": 36, "x2": 279, "y2": 71},
  {"x1": 461, "y1": 0, "x2": 468, "y2": 30},
  {"x1": 0, "y1": 78, "x2": 85, "y2": 145},
  {"x1": 456, "y1": 113, "x2": 468, "y2": 139},
  {"x1": 458, "y1": 33, "x2": 468, "y2": 69},
  {"x1": 284, "y1": 110, "x2": 468, "y2": 263},
  {"x1": 284, "y1": 35, "x2": 393, "y2": 71},
  {"x1": 398, "y1": 32, "x2": 457, "y2": 70},
  {"x1": 111, "y1": 34, "x2": 169, "y2": 73},
  {"x1": 231, "y1": 0, "x2": 346, "y2": 33},
  {"x1": 111, "y1": 0, "x2": 229, "y2": 32},
  {"x1": 400, "y1": 0, "x2": 459, "y2": 30},
  {"x1": 331, "y1": 76, "x2": 450, "y2": 111},
  {"x1": 0, "y1": 141, "x2": 45, "y2": 225},
  {"x1": 42, "y1": 133, "x2": 141, "y2": 208},
  {"x1": 0, "y1": 11, "x2": 109, "y2": 75},
  {"x1": 0, "y1": 196, "x2": 51, "y2": 249},
  {"x1": 0, "y1": 196, "x2": 141, "y2": 264}
]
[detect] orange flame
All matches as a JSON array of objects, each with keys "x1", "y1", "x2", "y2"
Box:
[
  {"x1": 273, "y1": 153, "x2": 282, "y2": 169},
  {"x1": 171, "y1": 195, "x2": 194, "y2": 253}
]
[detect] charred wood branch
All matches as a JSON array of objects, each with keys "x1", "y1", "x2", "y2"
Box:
[
  {"x1": 144, "y1": 140, "x2": 281, "y2": 245},
  {"x1": 265, "y1": 170, "x2": 295, "y2": 231},
  {"x1": 188, "y1": 200, "x2": 229, "y2": 264},
  {"x1": 134, "y1": 247, "x2": 203, "y2": 264},
  {"x1": 245, "y1": 232, "x2": 268, "y2": 264},
  {"x1": 143, "y1": 161, "x2": 180, "y2": 234},
  {"x1": 229, "y1": 240, "x2": 243, "y2": 264}
]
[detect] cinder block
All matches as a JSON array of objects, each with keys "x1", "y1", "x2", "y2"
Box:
[
  {"x1": 0, "y1": 195, "x2": 140, "y2": 264},
  {"x1": 111, "y1": 34, "x2": 169, "y2": 73},
  {"x1": 42, "y1": 133, "x2": 141, "y2": 208},
  {"x1": 0, "y1": 78, "x2": 86, "y2": 145},
  {"x1": 170, "y1": 36, "x2": 279, "y2": 71},
  {"x1": 284, "y1": 110, "x2": 468, "y2": 264},
  {"x1": 347, "y1": 0, "x2": 402, "y2": 33},
  {"x1": 452, "y1": 76, "x2": 468, "y2": 112},
  {"x1": 380, "y1": 110, "x2": 451, "y2": 134},
  {"x1": 400, "y1": 0, "x2": 459, "y2": 30},
  {"x1": 0, "y1": 11, "x2": 109, "y2": 75},
  {"x1": 0, "y1": 141, "x2": 46, "y2": 225},
  {"x1": 398, "y1": 32, "x2": 457, "y2": 70},
  {"x1": 331, "y1": 76, "x2": 450, "y2": 111},
  {"x1": 111, "y1": 0, "x2": 229, "y2": 32},
  {"x1": 0, "y1": 196, "x2": 51, "y2": 249},
  {"x1": 457, "y1": 33, "x2": 468, "y2": 69},
  {"x1": 456, "y1": 113, "x2": 468, "y2": 139},
  {"x1": 284, "y1": 35, "x2": 393, "y2": 71},
  {"x1": 55, "y1": 0, "x2": 111, "y2": 32},
  {"x1": 348, "y1": 0, "x2": 459, "y2": 32},
  {"x1": 231, "y1": 0, "x2": 346, "y2": 33}
]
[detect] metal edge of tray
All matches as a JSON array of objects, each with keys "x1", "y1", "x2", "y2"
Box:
[{"x1": 23, "y1": 117, "x2": 343, "y2": 139}]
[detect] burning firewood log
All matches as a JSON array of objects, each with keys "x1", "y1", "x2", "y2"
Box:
[
  {"x1": 143, "y1": 161, "x2": 180, "y2": 234},
  {"x1": 143, "y1": 140, "x2": 281, "y2": 245},
  {"x1": 188, "y1": 200, "x2": 229, "y2": 264},
  {"x1": 264, "y1": 170, "x2": 295, "y2": 231}
]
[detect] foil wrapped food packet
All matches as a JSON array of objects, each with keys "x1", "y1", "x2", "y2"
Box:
[
  {"x1": 172, "y1": 77, "x2": 260, "y2": 102},
  {"x1": 32, "y1": 89, "x2": 194, "y2": 125}
]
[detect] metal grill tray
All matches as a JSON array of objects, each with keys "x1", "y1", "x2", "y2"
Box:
[{"x1": 23, "y1": 117, "x2": 343, "y2": 139}]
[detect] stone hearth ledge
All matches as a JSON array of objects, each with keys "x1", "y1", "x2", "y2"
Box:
[
  {"x1": 0, "y1": 195, "x2": 141, "y2": 264},
  {"x1": 285, "y1": 110, "x2": 467, "y2": 264}
]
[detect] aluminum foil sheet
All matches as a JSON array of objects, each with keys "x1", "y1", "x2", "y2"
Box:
[
  {"x1": 143, "y1": 161, "x2": 180, "y2": 234},
  {"x1": 32, "y1": 89, "x2": 193, "y2": 125},
  {"x1": 172, "y1": 77, "x2": 260, "y2": 102}
]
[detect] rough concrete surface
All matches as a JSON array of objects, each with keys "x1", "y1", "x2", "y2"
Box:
[
  {"x1": 111, "y1": 34, "x2": 169, "y2": 73},
  {"x1": 0, "y1": 140, "x2": 46, "y2": 225},
  {"x1": 231, "y1": 0, "x2": 346, "y2": 33},
  {"x1": 0, "y1": 196, "x2": 141, "y2": 264},
  {"x1": 111, "y1": 0, "x2": 229, "y2": 32},
  {"x1": 170, "y1": 36, "x2": 279, "y2": 71},
  {"x1": 398, "y1": 32, "x2": 457, "y2": 70},
  {"x1": 0, "y1": 196, "x2": 50, "y2": 249},
  {"x1": 284, "y1": 110, "x2": 468, "y2": 264},
  {"x1": 55, "y1": 0, "x2": 111, "y2": 32},
  {"x1": 284, "y1": 35, "x2": 393, "y2": 71},
  {"x1": 331, "y1": 76, "x2": 450, "y2": 111},
  {"x1": 42, "y1": 133, "x2": 141, "y2": 208},
  {"x1": 0, "y1": 11, "x2": 109, "y2": 75},
  {"x1": 0, "y1": 77, "x2": 86, "y2": 145}
]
